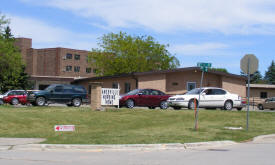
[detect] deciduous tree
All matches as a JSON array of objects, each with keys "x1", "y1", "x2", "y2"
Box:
[{"x1": 89, "y1": 32, "x2": 180, "y2": 76}]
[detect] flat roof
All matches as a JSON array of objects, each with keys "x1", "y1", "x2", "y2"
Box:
[{"x1": 248, "y1": 84, "x2": 275, "y2": 89}]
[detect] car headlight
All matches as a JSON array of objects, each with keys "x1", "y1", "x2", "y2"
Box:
[{"x1": 30, "y1": 94, "x2": 35, "y2": 97}]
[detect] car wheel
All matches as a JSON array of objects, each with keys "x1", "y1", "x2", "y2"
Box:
[
  {"x1": 258, "y1": 104, "x2": 264, "y2": 110},
  {"x1": 72, "y1": 98, "x2": 82, "y2": 107},
  {"x1": 160, "y1": 101, "x2": 168, "y2": 109},
  {"x1": 224, "y1": 100, "x2": 233, "y2": 110},
  {"x1": 237, "y1": 107, "x2": 242, "y2": 111},
  {"x1": 11, "y1": 98, "x2": 19, "y2": 105},
  {"x1": 148, "y1": 106, "x2": 155, "y2": 109},
  {"x1": 172, "y1": 106, "x2": 181, "y2": 110},
  {"x1": 126, "y1": 99, "x2": 134, "y2": 109},
  {"x1": 188, "y1": 99, "x2": 197, "y2": 110},
  {"x1": 36, "y1": 97, "x2": 46, "y2": 106},
  {"x1": 0, "y1": 99, "x2": 3, "y2": 105}
]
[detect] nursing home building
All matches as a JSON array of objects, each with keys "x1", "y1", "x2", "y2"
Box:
[{"x1": 73, "y1": 67, "x2": 247, "y2": 97}]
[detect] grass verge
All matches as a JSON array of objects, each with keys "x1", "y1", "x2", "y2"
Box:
[{"x1": 0, "y1": 105, "x2": 275, "y2": 144}]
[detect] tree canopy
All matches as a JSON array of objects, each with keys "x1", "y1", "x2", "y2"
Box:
[
  {"x1": 88, "y1": 32, "x2": 180, "y2": 76},
  {"x1": 0, "y1": 13, "x2": 30, "y2": 92},
  {"x1": 264, "y1": 60, "x2": 275, "y2": 84}
]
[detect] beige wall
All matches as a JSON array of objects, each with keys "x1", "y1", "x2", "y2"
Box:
[
  {"x1": 249, "y1": 88, "x2": 275, "y2": 103},
  {"x1": 166, "y1": 70, "x2": 222, "y2": 95},
  {"x1": 77, "y1": 76, "x2": 137, "y2": 95},
  {"x1": 222, "y1": 76, "x2": 246, "y2": 97},
  {"x1": 138, "y1": 74, "x2": 166, "y2": 92}
]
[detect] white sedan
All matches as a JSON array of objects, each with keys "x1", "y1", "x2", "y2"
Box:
[{"x1": 167, "y1": 87, "x2": 244, "y2": 110}]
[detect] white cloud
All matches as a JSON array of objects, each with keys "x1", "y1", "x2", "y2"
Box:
[
  {"x1": 8, "y1": 14, "x2": 98, "y2": 50},
  {"x1": 170, "y1": 42, "x2": 229, "y2": 56},
  {"x1": 21, "y1": 0, "x2": 275, "y2": 34}
]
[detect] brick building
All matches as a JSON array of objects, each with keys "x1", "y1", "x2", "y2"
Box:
[
  {"x1": 73, "y1": 67, "x2": 247, "y2": 97},
  {"x1": 15, "y1": 38, "x2": 96, "y2": 89}
]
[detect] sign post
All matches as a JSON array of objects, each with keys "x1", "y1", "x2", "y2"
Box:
[
  {"x1": 195, "y1": 62, "x2": 212, "y2": 130},
  {"x1": 240, "y1": 54, "x2": 258, "y2": 131}
]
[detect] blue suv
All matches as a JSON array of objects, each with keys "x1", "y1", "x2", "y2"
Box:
[{"x1": 27, "y1": 84, "x2": 88, "y2": 107}]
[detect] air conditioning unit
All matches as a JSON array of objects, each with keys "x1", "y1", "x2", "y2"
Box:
[
  {"x1": 62, "y1": 69, "x2": 66, "y2": 72},
  {"x1": 63, "y1": 56, "x2": 67, "y2": 60}
]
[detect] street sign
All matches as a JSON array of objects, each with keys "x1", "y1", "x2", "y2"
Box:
[
  {"x1": 54, "y1": 125, "x2": 75, "y2": 132},
  {"x1": 241, "y1": 54, "x2": 258, "y2": 74},
  {"x1": 197, "y1": 62, "x2": 212, "y2": 72},
  {"x1": 240, "y1": 54, "x2": 259, "y2": 131}
]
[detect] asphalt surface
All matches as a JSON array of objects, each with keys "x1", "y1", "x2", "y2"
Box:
[{"x1": 0, "y1": 135, "x2": 274, "y2": 165}]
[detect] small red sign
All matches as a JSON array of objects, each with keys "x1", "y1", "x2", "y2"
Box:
[{"x1": 54, "y1": 125, "x2": 75, "y2": 132}]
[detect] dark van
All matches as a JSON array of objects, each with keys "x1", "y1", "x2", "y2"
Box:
[{"x1": 27, "y1": 84, "x2": 88, "y2": 107}]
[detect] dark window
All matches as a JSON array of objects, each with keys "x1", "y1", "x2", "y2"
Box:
[
  {"x1": 93, "y1": 69, "x2": 97, "y2": 73},
  {"x1": 112, "y1": 82, "x2": 119, "y2": 89},
  {"x1": 125, "y1": 83, "x2": 131, "y2": 93},
  {"x1": 16, "y1": 91, "x2": 25, "y2": 95},
  {"x1": 63, "y1": 86, "x2": 73, "y2": 93},
  {"x1": 74, "y1": 66, "x2": 80, "y2": 72},
  {"x1": 73, "y1": 86, "x2": 86, "y2": 93},
  {"x1": 151, "y1": 90, "x2": 160, "y2": 95},
  {"x1": 86, "y1": 68, "x2": 91, "y2": 73},
  {"x1": 75, "y1": 54, "x2": 80, "y2": 60},
  {"x1": 204, "y1": 89, "x2": 214, "y2": 95},
  {"x1": 66, "y1": 53, "x2": 72, "y2": 59},
  {"x1": 66, "y1": 66, "x2": 72, "y2": 71},
  {"x1": 8, "y1": 91, "x2": 16, "y2": 96},
  {"x1": 187, "y1": 82, "x2": 196, "y2": 91},
  {"x1": 39, "y1": 85, "x2": 49, "y2": 90},
  {"x1": 88, "y1": 85, "x2": 91, "y2": 94},
  {"x1": 54, "y1": 86, "x2": 63, "y2": 92},
  {"x1": 260, "y1": 92, "x2": 267, "y2": 99},
  {"x1": 213, "y1": 89, "x2": 226, "y2": 95},
  {"x1": 172, "y1": 82, "x2": 178, "y2": 86},
  {"x1": 141, "y1": 89, "x2": 150, "y2": 95}
]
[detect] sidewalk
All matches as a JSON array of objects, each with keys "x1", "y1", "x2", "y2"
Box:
[{"x1": 1, "y1": 134, "x2": 274, "y2": 152}]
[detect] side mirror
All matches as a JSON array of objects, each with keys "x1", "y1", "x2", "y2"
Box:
[
  {"x1": 138, "y1": 92, "x2": 143, "y2": 96},
  {"x1": 202, "y1": 92, "x2": 206, "y2": 96}
]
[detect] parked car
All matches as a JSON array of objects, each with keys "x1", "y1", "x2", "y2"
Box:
[
  {"x1": 0, "y1": 90, "x2": 27, "y2": 105},
  {"x1": 167, "y1": 87, "x2": 244, "y2": 110},
  {"x1": 27, "y1": 84, "x2": 88, "y2": 107},
  {"x1": 257, "y1": 97, "x2": 275, "y2": 110},
  {"x1": 119, "y1": 89, "x2": 171, "y2": 109}
]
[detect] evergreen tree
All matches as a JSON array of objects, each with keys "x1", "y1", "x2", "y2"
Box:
[{"x1": 264, "y1": 60, "x2": 275, "y2": 84}]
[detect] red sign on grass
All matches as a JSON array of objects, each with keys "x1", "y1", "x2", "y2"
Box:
[{"x1": 54, "y1": 125, "x2": 75, "y2": 132}]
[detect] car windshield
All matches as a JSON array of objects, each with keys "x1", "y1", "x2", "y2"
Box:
[
  {"x1": 185, "y1": 88, "x2": 204, "y2": 95},
  {"x1": 45, "y1": 85, "x2": 55, "y2": 91},
  {"x1": 126, "y1": 89, "x2": 141, "y2": 95},
  {"x1": 2, "y1": 91, "x2": 10, "y2": 95}
]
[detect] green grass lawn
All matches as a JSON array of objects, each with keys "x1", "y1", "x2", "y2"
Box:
[{"x1": 0, "y1": 105, "x2": 275, "y2": 144}]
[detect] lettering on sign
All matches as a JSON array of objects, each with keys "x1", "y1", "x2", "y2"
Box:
[
  {"x1": 54, "y1": 125, "x2": 75, "y2": 132},
  {"x1": 101, "y1": 88, "x2": 120, "y2": 106}
]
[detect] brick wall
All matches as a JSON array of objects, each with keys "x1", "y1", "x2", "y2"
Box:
[
  {"x1": 222, "y1": 76, "x2": 246, "y2": 97},
  {"x1": 138, "y1": 74, "x2": 166, "y2": 92}
]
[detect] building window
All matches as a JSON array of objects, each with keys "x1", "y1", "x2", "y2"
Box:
[
  {"x1": 187, "y1": 82, "x2": 196, "y2": 91},
  {"x1": 93, "y1": 69, "x2": 98, "y2": 74},
  {"x1": 66, "y1": 53, "x2": 72, "y2": 59},
  {"x1": 125, "y1": 83, "x2": 131, "y2": 93},
  {"x1": 66, "y1": 66, "x2": 72, "y2": 71},
  {"x1": 112, "y1": 82, "x2": 119, "y2": 89},
  {"x1": 88, "y1": 85, "x2": 91, "y2": 94},
  {"x1": 260, "y1": 92, "x2": 267, "y2": 99},
  {"x1": 74, "y1": 66, "x2": 80, "y2": 72},
  {"x1": 86, "y1": 68, "x2": 91, "y2": 73},
  {"x1": 75, "y1": 54, "x2": 80, "y2": 60},
  {"x1": 172, "y1": 82, "x2": 178, "y2": 86}
]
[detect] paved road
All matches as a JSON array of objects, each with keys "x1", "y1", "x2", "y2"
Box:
[{"x1": 0, "y1": 138, "x2": 274, "y2": 165}]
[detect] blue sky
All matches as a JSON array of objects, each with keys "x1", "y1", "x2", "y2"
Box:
[{"x1": 1, "y1": 0, "x2": 275, "y2": 75}]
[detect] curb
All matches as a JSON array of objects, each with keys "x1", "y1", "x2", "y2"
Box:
[
  {"x1": 252, "y1": 134, "x2": 275, "y2": 142},
  {"x1": 8, "y1": 141, "x2": 237, "y2": 151}
]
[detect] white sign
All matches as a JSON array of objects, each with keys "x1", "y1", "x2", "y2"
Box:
[
  {"x1": 101, "y1": 88, "x2": 120, "y2": 105},
  {"x1": 54, "y1": 125, "x2": 75, "y2": 132}
]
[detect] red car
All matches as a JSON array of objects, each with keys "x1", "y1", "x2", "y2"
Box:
[
  {"x1": 3, "y1": 90, "x2": 28, "y2": 105},
  {"x1": 119, "y1": 89, "x2": 170, "y2": 109}
]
